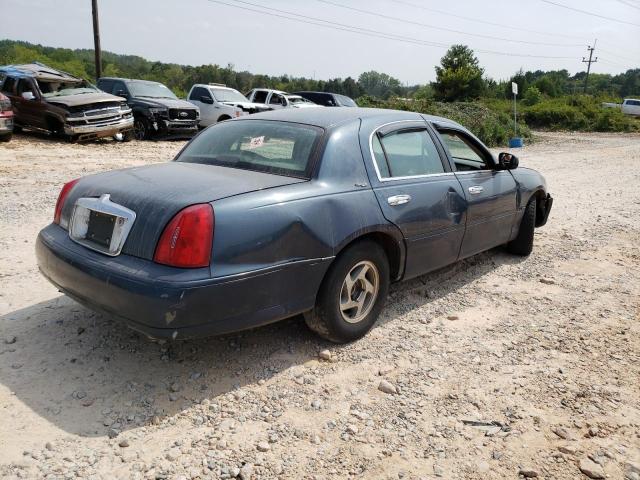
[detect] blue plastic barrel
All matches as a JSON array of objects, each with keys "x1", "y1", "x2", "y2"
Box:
[{"x1": 509, "y1": 137, "x2": 524, "y2": 148}]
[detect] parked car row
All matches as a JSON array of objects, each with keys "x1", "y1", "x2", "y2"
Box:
[{"x1": 0, "y1": 62, "x2": 358, "y2": 142}]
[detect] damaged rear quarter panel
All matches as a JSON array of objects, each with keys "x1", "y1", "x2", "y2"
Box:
[{"x1": 210, "y1": 118, "x2": 397, "y2": 282}]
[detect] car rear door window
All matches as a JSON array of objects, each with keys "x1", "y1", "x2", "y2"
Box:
[{"x1": 373, "y1": 129, "x2": 445, "y2": 179}]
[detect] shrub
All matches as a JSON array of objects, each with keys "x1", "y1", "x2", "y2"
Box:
[
  {"x1": 522, "y1": 96, "x2": 637, "y2": 132},
  {"x1": 357, "y1": 96, "x2": 529, "y2": 146},
  {"x1": 523, "y1": 86, "x2": 543, "y2": 106}
]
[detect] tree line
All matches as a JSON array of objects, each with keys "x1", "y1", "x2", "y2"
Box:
[{"x1": 0, "y1": 39, "x2": 637, "y2": 101}]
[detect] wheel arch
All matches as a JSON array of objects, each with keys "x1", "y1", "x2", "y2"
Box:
[
  {"x1": 333, "y1": 229, "x2": 406, "y2": 282},
  {"x1": 528, "y1": 189, "x2": 548, "y2": 227},
  {"x1": 217, "y1": 114, "x2": 232, "y2": 122}
]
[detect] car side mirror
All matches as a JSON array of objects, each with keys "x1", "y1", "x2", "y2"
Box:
[
  {"x1": 498, "y1": 152, "x2": 519, "y2": 170},
  {"x1": 200, "y1": 95, "x2": 214, "y2": 104},
  {"x1": 21, "y1": 92, "x2": 36, "y2": 101}
]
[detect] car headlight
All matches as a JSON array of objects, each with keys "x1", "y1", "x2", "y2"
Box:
[
  {"x1": 149, "y1": 108, "x2": 168, "y2": 116},
  {"x1": 120, "y1": 103, "x2": 130, "y2": 110}
]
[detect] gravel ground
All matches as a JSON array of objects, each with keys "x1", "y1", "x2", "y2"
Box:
[{"x1": 0, "y1": 131, "x2": 639, "y2": 480}]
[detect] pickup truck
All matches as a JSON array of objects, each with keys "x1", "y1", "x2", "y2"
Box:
[
  {"x1": 0, "y1": 63, "x2": 133, "y2": 142},
  {"x1": 602, "y1": 98, "x2": 640, "y2": 116},
  {"x1": 245, "y1": 89, "x2": 321, "y2": 109}
]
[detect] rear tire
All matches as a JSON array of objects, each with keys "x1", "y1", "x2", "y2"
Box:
[
  {"x1": 304, "y1": 240, "x2": 389, "y2": 343},
  {"x1": 507, "y1": 198, "x2": 536, "y2": 256}
]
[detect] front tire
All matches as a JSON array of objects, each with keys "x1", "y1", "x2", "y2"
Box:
[
  {"x1": 134, "y1": 116, "x2": 150, "y2": 140},
  {"x1": 304, "y1": 240, "x2": 389, "y2": 343},
  {"x1": 507, "y1": 197, "x2": 536, "y2": 256}
]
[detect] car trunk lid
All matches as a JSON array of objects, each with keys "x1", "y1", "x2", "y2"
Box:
[{"x1": 61, "y1": 162, "x2": 305, "y2": 260}]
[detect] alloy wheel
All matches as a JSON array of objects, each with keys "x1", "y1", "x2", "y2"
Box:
[{"x1": 339, "y1": 260, "x2": 379, "y2": 324}]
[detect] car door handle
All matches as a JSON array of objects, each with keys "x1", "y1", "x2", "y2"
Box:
[
  {"x1": 468, "y1": 186, "x2": 484, "y2": 195},
  {"x1": 387, "y1": 194, "x2": 411, "y2": 206}
]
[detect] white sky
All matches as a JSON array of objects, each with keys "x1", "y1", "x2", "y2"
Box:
[{"x1": 3, "y1": 0, "x2": 639, "y2": 84}]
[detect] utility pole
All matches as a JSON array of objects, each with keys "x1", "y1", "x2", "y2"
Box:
[
  {"x1": 582, "y1": 40, "x2": 598, "y2": 94},
  {"x1": 91, "y1": 0, "x2": 102, "y2": 80}
]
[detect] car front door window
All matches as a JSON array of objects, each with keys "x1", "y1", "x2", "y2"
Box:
[{"x1": 439, "y1": 131, "x2": 490, "y2": 171}]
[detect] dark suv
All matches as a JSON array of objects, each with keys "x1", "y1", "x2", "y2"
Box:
[
  {"x1": 97, "y1": 78, "x2": 199, "y2": 140},
  {"x1": 293, "y1": 91, "x2": 357, "y2": 107}
]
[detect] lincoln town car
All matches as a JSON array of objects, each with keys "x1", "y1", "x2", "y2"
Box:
[{"x1": 36, "y1": 108, "x2": 552, "y2": 343}]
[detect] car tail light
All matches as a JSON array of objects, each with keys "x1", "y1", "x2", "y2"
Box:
[
  {"x1": 154, "y1": 204, "x2": 214, "y2": 268},
  {"x1": 53, "y1": 179, "x2": 80, "y2": 225}
]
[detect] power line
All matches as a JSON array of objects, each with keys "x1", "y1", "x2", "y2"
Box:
[
  {"x1": 614, "y1": 0, "x2": 640, "y2": 10},
  {"x1": 539, "y1": 0, "x2": 640, "y2": 27},
  {"x1": 204, "y1": 0, "x2": 577, "y2": 59},
  {"x1": 387, "y1": 0, "x2": 586, "y2": 40},
  {"x1": 599, "y1": 58, "x2": 633, "y2": 70},
  {"x1": 316, "y1": 0, "x2": 585, "y2": 47},
  {"x1": 598, "y1": 48, "x2": 640, "y2": 64}
]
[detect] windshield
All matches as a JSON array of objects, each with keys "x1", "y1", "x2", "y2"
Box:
[
  {"x1": 127, "y1": 81, "x2": 177, "y2": 99},
  {"x1": 38, "y1": 80, "x2": 99, "y2": 98},
  {"x1": 336, "y1": 94, "x2": 357, "y2": 107},
  {"x1": 176, "y1": 120, "x2": 322, "y2": 178},
  {"x1": 211, "y1": 88, "x2": 249, "y2": 103}
]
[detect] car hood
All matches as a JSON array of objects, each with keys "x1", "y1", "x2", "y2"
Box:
[
  {"x1": 291, "y1": 103, "x2": 323, "y2": 108},
  {"x1": 61, "y1": 162, "x2": 305, "y2": 260},
  {"x1": 46, "y1": 92, "x2": 125, "y2": 108},
  {"x1": 131, "y1": 97, "x2": 197, "y2": 110}
]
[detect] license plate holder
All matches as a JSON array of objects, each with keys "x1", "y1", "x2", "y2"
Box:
[
  {"x1": 68, "y1": 194, "x2": 136, "y2": 256},
  {"x1": 86, "y1": 210, "x2": 116, "y2": 248}
]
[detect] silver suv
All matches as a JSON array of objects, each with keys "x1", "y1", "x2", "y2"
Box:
[{"x1": 187, "y1": 84, "x2": 271, "y2": 127}]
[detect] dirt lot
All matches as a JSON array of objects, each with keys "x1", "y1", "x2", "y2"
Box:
[{"x1": 0, "y1": 131, "x2": 639, "y2": 480}]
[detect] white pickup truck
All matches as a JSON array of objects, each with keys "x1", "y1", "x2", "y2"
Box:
[{"x1": 602, "y1": 98, "x2": 640, "y2": 116}]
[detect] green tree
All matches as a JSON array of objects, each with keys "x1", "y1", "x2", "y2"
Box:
[
  {"x1": 432, "y1": 45, "x2": 486, "y2": 101},
  {"x1": 357, "y1": 71, "x2": 402, "y2": 99},
  {"x1": 523, "y1": 86, "x2": 543, "y2": 105}
]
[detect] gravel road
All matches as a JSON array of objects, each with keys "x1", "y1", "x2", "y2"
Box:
[{"x1": 1, "y1": 131, "x2": 639, "y2": 480}]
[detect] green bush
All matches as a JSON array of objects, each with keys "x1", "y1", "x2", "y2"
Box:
[
  {"x1": 522, "y1": 96, "x2": 636, "y2": 132},
  {"x1": 357, "y1": 96, "x2": 529, "y2": 146},
  {"x1": 523, "y1": 86, "x2": 543, "y2": 106}
]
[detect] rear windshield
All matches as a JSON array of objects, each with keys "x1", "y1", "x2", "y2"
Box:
[{"x1": 176, "y1": 120, "x2": 323, "y2": 178}]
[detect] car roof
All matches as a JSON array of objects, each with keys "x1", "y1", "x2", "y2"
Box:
[
  {"x1": 99, "y1": 77, "x2": 164, "y2": 86},
  {"x1": 246, "y1": 107, "x2": 466, "y2": 131},
  {"x1": 198, "y1": 84, "x2": 237, "y2": 91},
  {"x1": 293, "y1": 91, "x2": 335, "y2": 96},
  {"x1": 0, "y1": 62, "x2": 81, "y2": 82}
]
